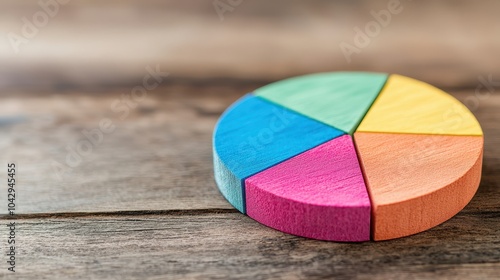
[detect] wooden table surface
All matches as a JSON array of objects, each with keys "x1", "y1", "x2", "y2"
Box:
[
  {"x1": 0, "y1": 83, "x2": 499, "y2": 279},
  {"x1": 1, "y1": 1, "x2": 499, "y2": 279}
]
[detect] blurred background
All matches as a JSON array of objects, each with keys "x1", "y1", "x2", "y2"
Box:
[{"x1": 1, "y1": 0, "x2": 499, "y2": 90}]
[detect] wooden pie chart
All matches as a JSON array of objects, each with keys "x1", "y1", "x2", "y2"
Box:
[{"x1": 213, "y1": 72, "x2": 483, "y2": 241}]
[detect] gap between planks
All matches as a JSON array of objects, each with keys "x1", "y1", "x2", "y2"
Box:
[{"x1": 0, "y1": 208, "x2": 240, "y2": 220}]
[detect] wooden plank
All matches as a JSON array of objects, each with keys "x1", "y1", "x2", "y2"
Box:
[
  {"x1": 0, "y1": 85, "x2": 259, "y2": 214},
  {"x1": 0, "y1": 86, "x2": 498, "y2": 216},
  {"x1": 0, "y1": 85, "x2": 497, "y2": 278},
  {"x1": 0, "y1": 210, "x2": 498, "y2": 279}
]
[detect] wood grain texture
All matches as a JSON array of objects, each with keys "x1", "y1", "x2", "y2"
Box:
[
  {"x1": 357, "y1": 74, "x2": 483, "y2": 136},
  {"x1": 255, "y1": 72, "x2": 387, "y2": 134},
  {"x1": 0, "y1": 0, "x2": 499, "y2": 276},
  {"x1": 0, "y1": 84, "x2": 262, "y2": 214},
  {"x1": 213, "y1": 149, "x2": 243, "y2": 212},
  {"x1": 0, "y1": 211, "x2": 499, "y2": 280},
  {"x1": 354, "y1": 132, "x2": 484, "y2": 241},
  {"x1": 245, "y1": 135, "x2": 371, "y2": 242},
  {"x1": 213, "y1": 95, "x2": 343, "y2": 213},
  {"x1": 0, "y1": 84, "x2": 499, "y2": 279}
]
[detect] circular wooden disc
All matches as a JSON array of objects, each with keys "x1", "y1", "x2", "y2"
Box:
[{"x1": 213, "y1": 72, "x2": 483, "y2": 241}]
